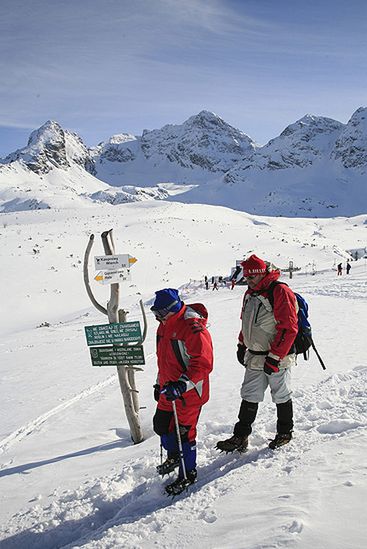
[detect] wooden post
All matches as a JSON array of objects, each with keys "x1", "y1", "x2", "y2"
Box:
[
  {"x1": 281, "y1": 261, "x2": 300, "y2": 279},
  {"x1": 84, "y1": 229, "x2": 144, "y2": 444},
  {"x1": 289, "y1": 260, "x2": 294, "y2": 279}
]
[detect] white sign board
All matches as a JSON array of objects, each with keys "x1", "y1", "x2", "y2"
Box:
[
  {"x1": 94, "y1": 254, "x2": 137, "y2": 271},
  {"x1": 95, "y1": 269, "x2": 131, "y2": 285}
]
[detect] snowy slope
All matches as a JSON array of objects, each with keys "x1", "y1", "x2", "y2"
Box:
[{"x1": 0, "y1": 201, "x2": 366, "y2": 548}]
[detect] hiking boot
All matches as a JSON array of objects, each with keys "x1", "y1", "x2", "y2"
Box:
[
  {"x1": 269, "y1": 432, "x2": 292, "y2": 450},
  {"x1": 165, "y1": 469, "x2": 197, "y2": 496},
  {"x1": 156, "y1": 455, "x2": 180, "y2": 476},
  {"x1": 216, "y1": 434, "x2": 248, "y2": 453}
]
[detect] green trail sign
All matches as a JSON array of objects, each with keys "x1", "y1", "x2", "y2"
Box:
[
  {"x1": 85, "y1": 321, "x2": 142, "y2": 346},
  {"x1": 90, "y1": 345, "x2": 145, "y2": 367}
]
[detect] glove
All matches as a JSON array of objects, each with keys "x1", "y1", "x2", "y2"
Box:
[
  {"x1": 237, "y1": 343, "x2": 246, "y2": 365},
  {"x1": 161, "y1": 380, "x2": 187, "y2": 401},
  {"x1": 264, "y1": 356, "x2": 280, "y2": 375},
  {"x1": 153, "y1": 384, "x2": 160, "y2": 402}
]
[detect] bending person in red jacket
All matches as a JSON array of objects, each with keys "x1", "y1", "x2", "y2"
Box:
[
  {"x1": 151, "y1": 288, "x2": 213, "y2": 495},
  {"x1": 217, "y1": 254, "x2": 298, "y2": 453}
]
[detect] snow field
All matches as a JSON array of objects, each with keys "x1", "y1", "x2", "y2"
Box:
[{"x1": 0, "y1": 202, "x2": 366, "y2": 548}]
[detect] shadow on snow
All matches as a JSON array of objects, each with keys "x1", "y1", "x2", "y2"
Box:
[{"x1": 0, "y1": 445, "x2": 273, "y2": 549}]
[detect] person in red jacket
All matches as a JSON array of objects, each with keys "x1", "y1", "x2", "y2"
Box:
[
  {"x1": 151, "y1": 288, "x2": 213, "y2": 495},
  {"x1": 217, "y1": 254, "x2": 298, "y2": 453}
]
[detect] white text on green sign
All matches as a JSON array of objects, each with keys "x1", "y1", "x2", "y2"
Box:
[
  {"x1": 85, "y1": 321, "x2": 142, "y2": 346},
  {"x1": 90, "y1": 345, "x2": 145, "y2": 366}
]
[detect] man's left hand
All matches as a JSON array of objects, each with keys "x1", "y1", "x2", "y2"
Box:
[
  {"x1": 161, "y1": 380, "x2": 187, "y2": 401},
  {"x1": 264, "y1": 356, "x2": 280, "y2": 375}
]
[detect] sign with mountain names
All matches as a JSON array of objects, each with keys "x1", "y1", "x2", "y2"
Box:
[{"x1": 85, "y1": 321, "x2": 142, "y2": 346}]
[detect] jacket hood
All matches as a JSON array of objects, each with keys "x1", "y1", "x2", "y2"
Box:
[
  {"x1": 251, "y1": 269, "x2": 280, "y2": 293},
  {"x1": 185, "y1": 303, "x2": 209, "y2": 322}
]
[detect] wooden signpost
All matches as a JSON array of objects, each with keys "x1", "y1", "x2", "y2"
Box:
[{"x1": 83, "y1": 230, "x2": 146, "y2": 444}]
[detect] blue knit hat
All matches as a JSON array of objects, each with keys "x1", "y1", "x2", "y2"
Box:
[{"x1": 151, "y1": 288, "x2": 182, "y2": 315}]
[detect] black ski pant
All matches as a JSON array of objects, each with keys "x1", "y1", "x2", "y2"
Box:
[{"x1": 233, "y1": 398, "x2": 293, "y2": 437}]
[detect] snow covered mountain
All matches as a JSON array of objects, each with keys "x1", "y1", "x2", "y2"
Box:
[
  {"x1": 331, "y1": 107, "x2": 367, "y2": 169},
  {"x1": 0, "y1": 122, "x2": 177, "y2": 212},
  {"x1": 177, "y1": 109, "x2": 367, "y2": 216},
  {"x1": 89, "y1": 110, "x2": 256, "y2": 187},
  {"x1": 3, "y1": 120, "x2": 95, "y2": 175},
  {"x1": 1, "y1": 109, "x2": 367, "y2": 216}
]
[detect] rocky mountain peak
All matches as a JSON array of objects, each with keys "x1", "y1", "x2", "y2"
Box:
[
  {"x1": 139, "y1": 111, "x2": 255, "y2": 172},
  {"x1": 331, "y1": 107, "x2": 367, "y2": 170},
  {"x1": 279, "y1": 114, "x2": 343, "y2": 140},
  {"x1": 4, "y1": 120, "x2": 94, "y2": 175},
  {"x1": 184, "y1": 110, "x2": 225, "y2": 129},
  {"x1": 91, "y1": 133, "x2": 138, "y2": 165},
  {"x1": 107, "y1": 133, "x2": 137, "y2": 145}
]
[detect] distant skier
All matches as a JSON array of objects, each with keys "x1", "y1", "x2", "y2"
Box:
[
  {"x1": 346, "y1": 261, "x2": 351, "y2": 274},
  {"x1": 216, "y1": 254, "x2": 298, "y2": 453},
  {"x1": 337, "y1": 263, "x2": 343, "y2": 276},
  {"x1": 212, "y1": 281, "x2": 219, "y2": 291},
  {"x1": 151, "y1": 289, "x2": 213, "y2": 495},
  {"x1": 231, "y1": 279, "x2": 236, "y2": 290}
]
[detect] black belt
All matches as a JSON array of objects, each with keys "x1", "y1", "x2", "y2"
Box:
[{"x1": 248, "y1": 349, "x2": 268, "y2": 355}]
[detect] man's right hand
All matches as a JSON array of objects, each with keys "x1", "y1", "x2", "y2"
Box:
[{"x1": 237, "y1": 343, "x2": 245, "y2": 365}]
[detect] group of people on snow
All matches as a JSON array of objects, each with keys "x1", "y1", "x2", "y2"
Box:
[
  {"x1": 337, "y1": 261, "x2": 351, "y2": 275},
  {"x1": 151, "y1": 254, "x2": 298, "y2": 495}
]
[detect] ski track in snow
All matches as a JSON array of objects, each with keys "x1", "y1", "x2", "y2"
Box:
[
  {"x1": 1, "y1": 366, "x2": 366, "y2": 549},
  {"x1": 0, "y1": 376, "x2": 116, "y2": 456}
]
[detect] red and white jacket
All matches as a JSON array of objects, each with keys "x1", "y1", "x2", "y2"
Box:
[
  {"x1": 156, "y1": 303, "x2": 213, "y2": 410},
  {"x1": 238, "y1": 271, "x2": 298, "y2": 370}
]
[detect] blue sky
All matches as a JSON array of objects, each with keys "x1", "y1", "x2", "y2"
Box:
[{"x1": 0, "y1": 0, "x2": 366, "y2": 156}]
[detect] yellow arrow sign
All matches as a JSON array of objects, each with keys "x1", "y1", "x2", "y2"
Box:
[
  {"x1": 129, "y1": 257, "x2": 138, "y2": 265},
  {"x1": 95, "y1": 272, "x2": 104, "y2": 282}
]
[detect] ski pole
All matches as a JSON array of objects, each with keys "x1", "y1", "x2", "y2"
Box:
[{"x1": 172, "y1": 400, "x2": 187, "y2": 480}]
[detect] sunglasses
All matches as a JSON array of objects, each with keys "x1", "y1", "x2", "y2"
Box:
[{"x1": 150, "y1": 299, "x2": 179, "y2": 320}]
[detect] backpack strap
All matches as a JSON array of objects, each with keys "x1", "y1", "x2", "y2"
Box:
[
  {"x1": 268, "y1": 281, "x2": 326, "y2": 370},
  {"x1": 266, "y1": 280, "x2": 288, "y2": 310}
]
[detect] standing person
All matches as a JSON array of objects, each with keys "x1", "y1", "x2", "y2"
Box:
[
  {"x1": 231, "y1": 279, "x2": 236, "y2": 290},
  {"x1": 216, "y1": 254, "x2": 298, "y2": 453},
  {"x1": 213, "y1": 280, "x2": 219, "y2": 291},
  {"x1": 346, "y1": 261, "x2": 351, "y2": 274},
  {"x1": 151, "y1": 288, "x2": 213, "y2": 495},
  {"x1": 337, "y1": 263, "x2": 343, "y2": 276}
]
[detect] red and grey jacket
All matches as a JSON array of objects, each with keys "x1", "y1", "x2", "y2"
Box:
[
  {"x1": 156, "y1": 303, "x2": 213, "y2": 408},
  {"x1": 238, "y1": 270, "x2": 298, "y2": 369}
]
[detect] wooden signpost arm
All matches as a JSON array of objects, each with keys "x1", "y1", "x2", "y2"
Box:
[{"x1": 83, "y1": 234, "x2": 107, "y2": 315}]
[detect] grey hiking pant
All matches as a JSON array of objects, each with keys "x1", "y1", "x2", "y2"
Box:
[{"x1": 240, "y1": 367, "x2": 292, "y2": 404}]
